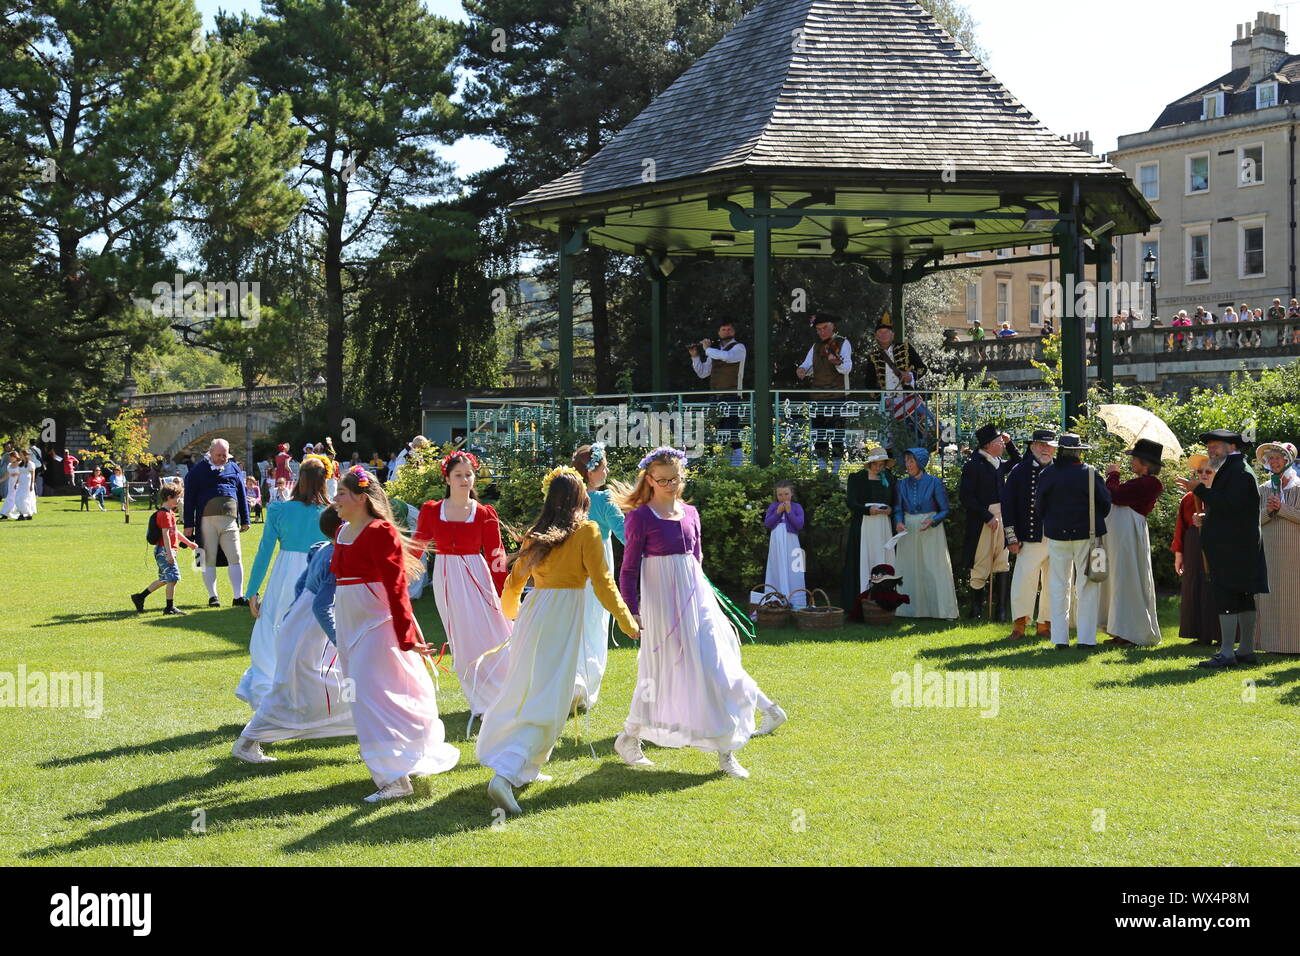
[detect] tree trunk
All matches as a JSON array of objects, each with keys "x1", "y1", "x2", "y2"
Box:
[
  {"x1": 324, "y1": 211, "x2": 346, "y2": 433},
  {"x1": 589, "y1": 245, "x2": 613, "y2": 393},
  {"x1": 243, "y1": 361, "x2": 256, "y2": 475}
]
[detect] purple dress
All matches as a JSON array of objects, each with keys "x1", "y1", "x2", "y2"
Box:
[{"x1": 618, "y1": 503, "x2": 763, "y2": 753}]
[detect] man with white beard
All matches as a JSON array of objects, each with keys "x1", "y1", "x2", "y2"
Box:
[{"x1": 1000, "y1": 428, "x2": 1059, "y2": 641}]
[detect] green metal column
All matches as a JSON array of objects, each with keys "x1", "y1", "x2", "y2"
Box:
[
  {"x1": 752, "y1": 190, "x2": 773, "y2": 466},
  {"x1": 891, "y1": 251, "x2": 905, "y2": 340},
  {"x1": 1058, "y1": 186, "x2": 1086, "y2": 424},
  {"x1": 558, "y1": 225, "x2": 575, "y2": 423},
  {"x1": 1095, "y1": 237, "x2": 1115, "y2": 395},
  {"x1": 650, "y1": 270, "x2": 667, "y2": 392}
]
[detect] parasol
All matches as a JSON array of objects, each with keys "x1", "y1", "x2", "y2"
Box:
[{"x1": 1096, "y1": 404, "x2": 1184, "y2": 461}]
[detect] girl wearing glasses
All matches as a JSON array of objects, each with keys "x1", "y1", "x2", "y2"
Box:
[
  {"x1": 612, "y1": 448, "x2": 787, "y2": 780},
  {"x1": 1172, "y1": 453, "x2": 1220, "y2": 645}
]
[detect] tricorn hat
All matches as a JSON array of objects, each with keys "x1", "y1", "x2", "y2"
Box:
[
  {"x1": 875, "y1": 311, "x2": 894, "y2": 331},
  {"x1": 869, "y1": 563, "x2": 902, "y2": 585}
]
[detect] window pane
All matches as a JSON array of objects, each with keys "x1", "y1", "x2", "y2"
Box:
[
  {"x1": 996, "y1": 282, "x2": 1009, "y2": 325},
  {"x1": 1139, "y1": 164, "x2": 1158, "y2": 199},
  {"x1": 966, "y1": 282, "x2": 978, "y2": 323},
  {"x1": 1189, "y1": 156, "x2": 1209, "y2": 192},
  {"x1": 1241, "y1": 146, "x2": 1263, "y2": 184},
  {"x1": 1244, "y1": 226, "x2": 1264, "y2": 275},
  {"x1": 1030, "y1": 285, "x2": 1042, "y2": 326},
  {"x1": 1190, "y1": 234, "x2": 1209, "y2": 281}
]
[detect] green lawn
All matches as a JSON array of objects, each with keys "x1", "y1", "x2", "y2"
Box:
[{"x1": 2, "y1": 498, "x2": 1299, "y2": 866}]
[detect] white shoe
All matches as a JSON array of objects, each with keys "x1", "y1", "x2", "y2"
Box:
[
  {"x1": 752, "y1": 703, "x2": 787, "y2": 737},
  {"x1": 615, "y1": 732, "x2": 653, "y2": 767},
  {"x1": 571, "y1": 692, "x2": 587, "y2": 714},
  {"x1": 488, "y1": 774, "x2": 522, "y2": 815},
  {"x1": 718, "y1": 751, "x2": 749, "y2": 779},
  {"x1": 364, "y1": 775, "x2": 413, "y2": 803},
  {"x1": 231, "y1": 736, "x2": 276, "y2": 764},
  {"x1": 531, "y1": 773, "x2": 553, "y2": 784}
]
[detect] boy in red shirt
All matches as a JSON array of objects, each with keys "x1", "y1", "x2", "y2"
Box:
[{"x1": 131, "y1": 485, "x2": 198, "y2": 615}]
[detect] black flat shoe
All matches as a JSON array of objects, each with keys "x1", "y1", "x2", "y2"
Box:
[
  {"x1": 1236, "y1": 653, "x2": 1258, "y2": 665},
  {"x1": 1054, "y1": 643, "x2": 1069, "y2": 651},
  {"x1": 232, "y1": 597, "x2": 249, "y2": 607},
  {"x1": 1198, "y1": 655, "x2": 1236, "y2": 668},
  {"x1": 131, "y1": 592, "x2": 146, "y2": 613},
  {"x1": 163, "y1": 606, "x2": 187, "y2": 616},
  {"x1": 208, "y1": 597, "x2": 221, "y2": 608}
]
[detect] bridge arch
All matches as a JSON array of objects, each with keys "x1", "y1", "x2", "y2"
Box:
[{"x1": 160, "y1": 411, "x2": 278, "y2": 462}]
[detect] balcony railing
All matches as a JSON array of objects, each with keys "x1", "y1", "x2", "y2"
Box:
[{"x1": 127, "y1": 383, "x2": 319, "y2": 412}]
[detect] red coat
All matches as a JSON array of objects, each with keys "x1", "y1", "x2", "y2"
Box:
[
  {"x1": 412, "y1": 499, "x2": 508, "y2": 595},
  {"x1": 330, "y1": 520, "x2": 419, "y2": 650},
  {"x1": 1171, "y1": 491, "x2": 1198, "y2": 553},
  {"x1": 1105, "y1": 472, "x2": 1162, "y2": 516}
]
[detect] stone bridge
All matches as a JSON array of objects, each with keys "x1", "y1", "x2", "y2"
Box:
[
  {"x1": 949, "y1": 316, "x2": 1300, "y2": 399},
  {"x1": 128, "y1": 385, "x2": 317, "y2": 462}
]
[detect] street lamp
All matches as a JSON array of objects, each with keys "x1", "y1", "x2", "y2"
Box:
[{"x1": 1143, "y1": 250, "x2": 1157, "y2": 326}]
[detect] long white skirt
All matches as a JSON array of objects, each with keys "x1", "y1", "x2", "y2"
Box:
[
  {"x1": 1102, "y1": 506, "x2": 1161, "y2": 645},
  {"x1": 478, "y1": 588, "x2": 586, "y2": 786},
  {"x1": 893, "y1": 513, "x2": 959, "y2": 620},
  {"x1": 240, "y1": 587, "x2": 355, "y2": 742},
  {"x1": 0, "y1": 477, "x2": 18, "y2": 517},
  {"x1": 858, "y1": 513, "x2": 894, "y2": 593},
  {"x1": 624, "y1": 553, "x2": 760, "y2": 753},
  {"x1": 334, "y1": 581, "x2": 459, "y2": 786},
  {"x1": 236, "y1": 550, "x2": 308, "y2": 709},
  {"x1": 575, "y1": 534, "x2": 615, "y2": 707},
  {"x1": 765, "y1": 522, "x2": 806, "y2": 607},
  {"x1": 432, "y1": 553, "x2": 513, "y2": 715},
  {"x1": 15, "y1": 472, "x2": 36, "y2": 516}
]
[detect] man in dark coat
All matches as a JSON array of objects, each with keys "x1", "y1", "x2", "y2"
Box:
[
  {"x1": 1177, "y1": 429, "x2": 1270, "y2": 668},
  {"x1": 1000, "y1": 428, "x2": 1057, "y2": 640},
  {"x1": 959, "y1": 423, "x2": 1020, "y2": 618},
  {"x1": 183, "y1": 438, "x2": 250, "y2": 608},
  {"x1": 1037, "y1": 433, "x2": 1111, "y2": 649},
  {"x1": 861, "y1": 311, "x2": 931, "y2": 452}
]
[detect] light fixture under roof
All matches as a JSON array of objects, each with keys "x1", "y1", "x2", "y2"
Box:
[
  {"x1": 710, "y1": 232, "x2": 735, "y2": 246},
  {"x1": 909, "y1": 237, "x2": 935, "y2": 247},
  {"x1": 1022, "y1": 209, "x2": 1061, "y2": 230},
  {"x1": 863, "y1": 217, "x2": 890, "y2": 227},
  {"x1": 797, "y1": 241, "x2": 823, "y2": 252},
  {"x1": 948, "y1": 220, "x2": 977, "y2": 236}
]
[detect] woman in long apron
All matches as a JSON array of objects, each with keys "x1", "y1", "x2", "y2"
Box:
[
  {"x1": 570, "y1": 443, "x2": 627, "y2": 712},
  {"x1": 413, "y1": 451, "x2": 512, "y2": 725},
  {"x1": 1255, "y1": 442, "x2": 1300, "y2": 654},
  {"x1": 843, "y1": 446, "x2": 895, "y2": 606},
  {"x1": 892, "y1": 447, "x2": 958, "y2": 620},
  {"x1": 235, "y1": 456, "x2": 330, "y2": 709},
  {"x1": 613, "y1": 448, "x2": 787, "y2": 781},
  {"x1": 1172, "y1": 454, "x2": 1221, "y2": 645},
  {"x1": 1102, "y1": 440, "x2": 1164, "y2": 647},
  {"x1": 477, "y1": 467, "x2": 639, "y2": 815},
  {"x1": 331, "y1": 465, "x2": 459, "y2": 802},
  {"x1": 233, "y1": 508, "x2": 355, "y2": 763}
]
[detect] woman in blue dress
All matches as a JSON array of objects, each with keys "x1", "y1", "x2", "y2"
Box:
[
  {"x1": 236, "y1": 456, "x2": 331, "y2": 709},
  {"x1": 892, "y1": 447, "x2": 959, "y2": 619},
  {"x1": 571, "y1": 443, "x2": 627, "y2": 712}
]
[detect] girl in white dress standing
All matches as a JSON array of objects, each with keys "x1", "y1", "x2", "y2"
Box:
[
  {"x1": 330, "y1": 466, "x2": 460, "y2": 802},
  {"x1": 613, "y1": 448, "x2": 787, "y2": 780},
  {"x1": 570, "y1": 443, "x2": 627, "y2": 712},
  {"x1": 477, "y1": 467, "x2": 639, "y2": 816},
  {"x1": 1, "y1": 450, "x2": 22, "y2": 520},
  {"x1": 17, "y1": 450, "x2": 38, "y2": 519},
  {"x1": 763, "y1": 479, "x2": 805, "y2": 607}
]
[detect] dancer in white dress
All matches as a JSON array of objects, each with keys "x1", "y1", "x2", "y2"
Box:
[
  {"x1": 412, "y1": 451, "x2": 512, "y2": 724},
  {"x1": 232, "y1": 507, "x2": 355, "y2": 762},
  {"x1": 570, "y1": 443, "x2": 628, "y2": 711},
  {"x1": 477, "y1": 467, "x2": 639, "y2": 816},
  {"x1": 16, "y1": 451, "x2": 37, "y2": 519},
  {"x1": 613, "y1": 448, "x2": 787, "y2": 780},
  {"x1": 1, "y1": 451, "x2": 22, "y2": 520},
  {"x1": 330, "y1": 465, "x2": 459, "y2": 802}
]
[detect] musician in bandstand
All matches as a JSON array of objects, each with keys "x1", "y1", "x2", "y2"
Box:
[
  {"x1": 690, "y1": 320, "x2": 747, "y2": 466},
  {"x1": 796, "y1": 313, "x2": 853, "y2": 471},
  {"x1": 862, "y1": 311, "x2": 930, "y2": 454}
]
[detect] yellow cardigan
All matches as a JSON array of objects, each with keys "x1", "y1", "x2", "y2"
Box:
[{"x1": 502, "y1": 521, "x2": 637, "y2": 636}]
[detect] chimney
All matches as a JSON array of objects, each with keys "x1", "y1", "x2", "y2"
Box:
[
  {"x1": 1233, "y1": 21, "x2": 1253, "y2": 72},
  {"x1": 1063, "y1": 131, "x2": 1094, "y2": 156},
  {"x1": 1248, "y1": 11, "x2": 1287, "y2": 83}
]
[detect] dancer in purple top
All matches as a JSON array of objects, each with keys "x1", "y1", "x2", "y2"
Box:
[{"x1": 612, "y1": 448, "x2": 787, "y2": 779}]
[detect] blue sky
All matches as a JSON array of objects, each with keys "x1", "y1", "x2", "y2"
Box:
[{"x1": 195, "y1": 1, "x2": 1289, "y2": 165}]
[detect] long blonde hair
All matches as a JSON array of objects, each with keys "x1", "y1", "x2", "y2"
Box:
[
  {"x1": 613, "y1": 450, "x2": 685, "y2": 513},
  {"x1": 339, "y1": 468, "x2": 425, "y2": 582},
  {"x1": 510, "y1": 472, "x2": 590, "y2": 575}
]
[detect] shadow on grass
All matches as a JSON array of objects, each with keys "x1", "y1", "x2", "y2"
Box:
[
  {"x1": 159, "y1": 647, "x2": 245, "y2": 663},
  {"x1": 282, "y1": 763, "x2": 714, "y2": 854},
  {"x1": 749, "y1": 618, "x2": 960, "y2": 647},
  {"x1": 38, "y1": 724, "x2": 251, "y2": 768}
]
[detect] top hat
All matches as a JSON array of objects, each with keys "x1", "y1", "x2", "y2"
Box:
[
  {"x1": 1124, "y1": 438, "x2": 1165, "y2": 466},
  {"x1": 1199, "y1": 429, "x2": 1244, "y2": 446},
  {"x1": 974, "y1": 424, "x2": 1002, "y2": 448},
  {"x1": 1028, "y1": 428, "x2": 1058, "y2": 444},
  {"x1": 1049, "y1": 433, "x2": 1090, "y2": 451}
]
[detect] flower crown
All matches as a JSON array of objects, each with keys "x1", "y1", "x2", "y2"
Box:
[
  {"x1": 302, "y1": 453, "x2": 332, "y2": 471},
  {"x1": 587, "y1": 442, "x2": 607, "y2": 469},
  {"x1": 349, "y1": 465, "x2": 372, "y2": 488},
  {"x1": 440, "y1": 451, "x2": 479, "y2": 479},
  {"x1": 638, "y1": 447, "x2": 688, "y2": 471},
  {"x1": 541, "y1": 465, "x2": 583, "y2": 496}
]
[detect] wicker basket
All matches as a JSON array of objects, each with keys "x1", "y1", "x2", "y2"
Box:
[
  {"x1": 749, "y1": 584, "x2": 792, "y2": 628},
  {"x1": 860, "y1": 598, "x2": 896, "y2": 626},
  {"x1": 789, "y1": 588, "x2": 845, "y2": 630}
]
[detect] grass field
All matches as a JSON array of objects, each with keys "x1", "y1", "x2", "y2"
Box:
[{"x1": 2, "y1": 497, "x2": 1299, "y2": 866}]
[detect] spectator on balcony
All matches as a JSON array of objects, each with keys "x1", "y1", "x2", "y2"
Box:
[
  {"x1": 1268, "y1": 298, "x2": 1286, "y2": 323},
  {"x1": 997, "y1": 322, "x2": 1017, "y2": 338},
  {"x1": 1041, "y1": 316, "x2": 1053, "y2": 337},
  {"x1": 969, "y1": 320, "x2": 985, "y2": 341},
  {"x1": 1220, "y1": 306, "x2": 1239, "y2": 348},
  {"x1": 1195, "y1": 307, "x2": 1216, "y2": 350},
  {"x1": 1172, "y1": 310, "x2": 1192, "y2": 350}
]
